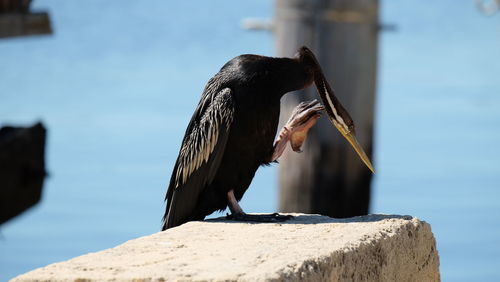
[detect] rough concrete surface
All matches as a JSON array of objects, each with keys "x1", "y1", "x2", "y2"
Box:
[{"x1": 12, "y1": 214, "x2": 440, "y2": 282}]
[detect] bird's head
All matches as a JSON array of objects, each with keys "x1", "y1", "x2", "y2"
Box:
[{"x1": 297, "y1": 46, "x2": 375, "y2": 173}]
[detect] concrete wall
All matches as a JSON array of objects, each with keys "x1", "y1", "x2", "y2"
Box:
[{"x1": 12, "y1": 214, "x2": 440, "y2": 282}]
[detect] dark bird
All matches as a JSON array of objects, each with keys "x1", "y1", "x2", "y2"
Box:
[{"x1": 161, "y1": 46, "x2": 374, "y2": 230}]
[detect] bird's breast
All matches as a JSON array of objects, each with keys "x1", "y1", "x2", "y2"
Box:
[{"x1": 227, "y1": 96, "x2": 280, "y2": 164}]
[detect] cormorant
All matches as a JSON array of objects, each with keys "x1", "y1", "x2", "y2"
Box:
[{"x1": 161, "y1": 46, "x2": 374, "y2": 230}]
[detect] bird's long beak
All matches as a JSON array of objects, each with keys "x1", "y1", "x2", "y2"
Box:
[
  {"x1": 338, "y1": 127, "x2": 375, "y2": 174},
  {"x1": 296, "y1": 46, "x2": 374, "y2": 172},
  {"x1": 313, "y1": 71, "x2": 375, "y2": 174}
]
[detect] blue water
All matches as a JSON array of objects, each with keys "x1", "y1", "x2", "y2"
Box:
[{"x1": 1, "y1": 1, "x2": 499, "y2": 281}]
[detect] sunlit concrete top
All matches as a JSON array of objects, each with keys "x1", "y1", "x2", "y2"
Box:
[{"x1": 12, "y1": 214, "x2": 440, "y2": 282}]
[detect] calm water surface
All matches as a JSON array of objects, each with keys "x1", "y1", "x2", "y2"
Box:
[{"x1": 1, "y1": 1, "x2": 499, "y2": 281}]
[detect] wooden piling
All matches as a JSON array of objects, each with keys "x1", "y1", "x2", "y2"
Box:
[
  {"x1": 0, "y1": 0, "x2": 52, "y2": 39},
  {"x1": 275, "y1": 0, "x2": 379, "y2": 217}
]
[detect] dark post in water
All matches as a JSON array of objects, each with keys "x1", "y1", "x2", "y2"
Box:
[{"x1": 275, "y1": 0, "x2": 379, "y2": 217}]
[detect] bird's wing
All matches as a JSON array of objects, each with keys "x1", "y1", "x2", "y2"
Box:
[{"x1": 162, "y1": 87, "x2": 235, "y2": 230}]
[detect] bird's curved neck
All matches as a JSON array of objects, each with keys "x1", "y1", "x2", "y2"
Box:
[{"x1": 271, "y1": 57, "x2": 314, "y2": 96}]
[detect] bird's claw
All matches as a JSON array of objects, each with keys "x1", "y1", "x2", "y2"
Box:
[
  {"x1": 285, "y1": 100, "x2": 323, "y2": 152},
  {"x1": 270, "y1": 100, "x2": 323, "y2": 162}
]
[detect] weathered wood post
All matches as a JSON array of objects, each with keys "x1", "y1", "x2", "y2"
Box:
[
  {"x1": 0, "y1": 0, "x2": 52, "y2": 39},
  {"x1": 275, "y1": 0, "x2": 379, "y2": 217},
  {"x1": 0, "y1": 122, "x2": 46, "y2": 224}
]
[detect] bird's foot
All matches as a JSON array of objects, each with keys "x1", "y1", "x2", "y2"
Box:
[
  {"x1": 286, "y1": 100, "x2": 324, "y2": 152},
  {"x1": 226, "y1": 212, "x2": 294, "y2": 223},
  {"x1": 270, "y1": 100, "x2": 324, "y2": 161}
]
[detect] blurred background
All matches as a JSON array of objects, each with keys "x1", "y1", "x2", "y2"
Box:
[{"x1": 1, "y1": 0, "x2": 499, "y2": 281}]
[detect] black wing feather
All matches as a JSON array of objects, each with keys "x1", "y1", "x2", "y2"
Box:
[{"x1": 162, "y1": 87, "x2": 234, "y2": 230}]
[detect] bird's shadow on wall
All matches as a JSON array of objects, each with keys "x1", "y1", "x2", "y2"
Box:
[{"x1": 203, "y1": 213, "x2": 414, "y2": 225}]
